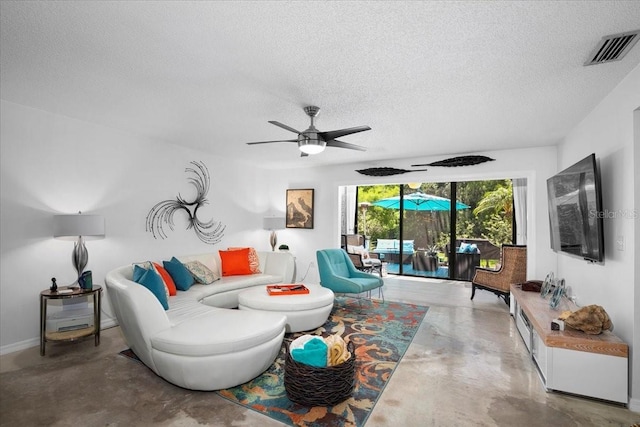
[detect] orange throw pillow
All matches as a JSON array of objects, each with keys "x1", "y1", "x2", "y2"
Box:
[
  {"x1": 153, "y1": 262, "x2": 177, "y2": 296},
  {"x1": 219, "y1": 248, "x2": 253, "y2": 276},
  {"x1": 227, "y1": 247, "x2": 261, "y2": 273}
]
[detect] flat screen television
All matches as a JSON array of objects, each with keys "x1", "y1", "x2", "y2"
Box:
[{"x1": 547, "y1": 153, "x2": 604, "y2": 263}]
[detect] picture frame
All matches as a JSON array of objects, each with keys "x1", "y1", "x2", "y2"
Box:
[{"x1": 286, "y1": 189, "x2": 314, "y2": 229}]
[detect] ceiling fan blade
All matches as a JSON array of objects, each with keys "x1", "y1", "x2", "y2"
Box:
[
  {"x1": 326, "y1": 139, "x2": 366, "y2": 151},
  {"x1": 268, "y1": 121, "x2": 301, "y2": 134},
  {"x1": 319, "y1": 125, "x2": 371, "y2": 141},
  {"x1": 246, "y1": 139, "x2": 298, "y2": 145}
]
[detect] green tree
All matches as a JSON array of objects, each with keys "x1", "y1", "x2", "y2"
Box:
[
  {"x1": 472, "y1": 183, "x2": 513, "y2": 245},
  {"x1": 356, "y1": 180, "x2": 513, "y2": 252}
]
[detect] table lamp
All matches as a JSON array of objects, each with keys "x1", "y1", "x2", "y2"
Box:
[
  {"x1": 263, "y1": 217, "x2": 286, "y2": 251},
  {"x1": 54, "y1": 211, "x2": 105, "y2": 280}
]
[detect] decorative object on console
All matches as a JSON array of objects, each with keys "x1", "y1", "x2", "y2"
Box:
[
  {"x1": 549, "y1": 278, "x2": 565, "y2": 309},
  {"x1": 50, "y1": 277, "x2": 57, "y2": 292},
  {"x1": 278, "y1": 244, "x2": 289, "y2": 251},
  {"x1": 356, "y1": 166, "x2": 428, "y2": 176},
  {"x1": 146, "y1": 161, "x2": 225, "y2": 245},
  {"x1": 540, "y1": 271, "x2": 555, "y2": 298},
  {"x1": 286, "y1": 189, "x2": 314, "y2": 229},
  {"x1": 54, "y1": 211, "x2": 105, "y2": 281},
  {"x1": 263, "y1": 217, "x2": 286, "y2": 251},
  {"x1": 520, "y1": 280, "x2": 543, "y2": 292},
  {"x1": 411, "y1": 155, "x2": 495, "y2": 167},
  {"x1": 559, "y1": 304, "x2": 613, "y2": 335}
]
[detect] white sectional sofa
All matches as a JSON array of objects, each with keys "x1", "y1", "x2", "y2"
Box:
[{"x1": 105, "y1": 250, "x2": 295, "y2": 391}]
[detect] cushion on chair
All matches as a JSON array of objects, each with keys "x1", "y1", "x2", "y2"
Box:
[{"x1": 347, "y1": 245, "x2": 371, "y2": 259}]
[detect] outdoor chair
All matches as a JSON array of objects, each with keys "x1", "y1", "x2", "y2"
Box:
[
  {"x1": 471, "y1": 244, "x2": 527, "y2": 305},
  {"x1": 341, "y1": 234, "x2": 383, "y2": 276},
  {"x1": 316, "y1": 249, "x2": 384, "y2": 302}
]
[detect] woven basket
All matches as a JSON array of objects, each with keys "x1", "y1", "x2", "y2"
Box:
[{"x1": 284, "y1": 340, "x2": 356, "y2": 406}]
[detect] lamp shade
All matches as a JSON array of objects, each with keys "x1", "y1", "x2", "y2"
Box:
[
  {"x1": 263, "y1": 217, "x2": 286, "y2": 230},
  {"x1": 54, "y1": 214, "x2": 105, "y2": 240},
  {"x1": 54, "y1": 212, "x2": 105, "y2": 280}
]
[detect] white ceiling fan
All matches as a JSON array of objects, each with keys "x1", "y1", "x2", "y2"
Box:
[{"x1": 247, "y1": 106, "x2": 371, "y2": 156}]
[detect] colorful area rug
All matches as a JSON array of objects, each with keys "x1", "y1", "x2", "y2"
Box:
[
  {"x1": 119, "y1": 297, "x2": 427, "y2": 426},
  {"x1": 216, "y1": 297, "x2": 428, "y2": 427}
]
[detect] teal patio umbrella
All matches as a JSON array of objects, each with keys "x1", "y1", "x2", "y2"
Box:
[{"x1": 372, "y1": 192, "x2": 470, "y2": 211}]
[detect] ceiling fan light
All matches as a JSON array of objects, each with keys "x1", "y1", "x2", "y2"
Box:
[
  {"x1": 299, "y1": 144, "x2": 325, "y2": 155},
  {"x1": 298, "y1": 138, "x2": 326, "y2": 154}
]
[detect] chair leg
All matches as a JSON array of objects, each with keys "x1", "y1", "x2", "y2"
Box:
[
  {"x1": 500, "y1": 293, "x2": 510, "y2": 306},
  {"x1": 471, "y1": 283, "x2": 476, "y2": 300}
]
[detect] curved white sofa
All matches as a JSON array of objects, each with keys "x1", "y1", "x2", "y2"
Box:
[{"x1": 105, "y1": 250, "x2": 295, "y2": 391}]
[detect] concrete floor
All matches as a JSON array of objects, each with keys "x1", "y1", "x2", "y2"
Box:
[{"x1": 1, "y1": 276, "x2": 638, "y2": 426}]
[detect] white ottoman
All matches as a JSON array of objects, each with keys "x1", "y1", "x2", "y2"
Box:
[{"x1": 238, "y1": 284, "x2": 334, "y2": 333}]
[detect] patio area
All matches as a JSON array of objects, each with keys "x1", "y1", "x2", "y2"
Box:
[{"x1": 384, "y1": 262, "x2": 449, "y2": 279}]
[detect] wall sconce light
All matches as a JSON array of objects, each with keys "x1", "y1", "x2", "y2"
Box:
[
  {"x1": 263, "y1": 217, "x2": 286, "y2": 251},
  {"x1": 408, "y1": 182, "x2": 422, "y2": 190},
  {"x1": 54, "y1": 211, "x2": 105, "y2": 280}
]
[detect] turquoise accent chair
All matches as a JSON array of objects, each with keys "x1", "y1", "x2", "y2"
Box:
[{"x1": 316, "y1": 249, "x2": 384, "y2": 301}]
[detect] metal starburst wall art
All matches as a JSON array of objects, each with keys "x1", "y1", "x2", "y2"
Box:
[{"x1": 146, "y1": 161, "x2": 225, "y2": 244}]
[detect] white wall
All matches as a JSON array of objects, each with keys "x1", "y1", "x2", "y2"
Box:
[
  {"x1": 0, "y1": 100, "x2": 276, "y2": 353},
  {"x1": 557, "y1": 63, "x2": 639, "y2": 409}
]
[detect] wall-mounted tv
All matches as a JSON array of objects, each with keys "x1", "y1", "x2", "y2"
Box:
[{"x1": 547, "y1": 153, "x2": 604, "y2": 263}]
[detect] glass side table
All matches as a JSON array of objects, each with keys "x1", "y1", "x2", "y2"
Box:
[{"x1": 40, "y1": 285, "x2": 102, "y2": 356}]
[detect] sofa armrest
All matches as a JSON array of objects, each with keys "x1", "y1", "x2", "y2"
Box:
[
  {"x1": 259, "y1": 251, "x2": 295, "y2": 283},
  {"x1": 105, "y1": 267, "x2": 172, "y2": 371}
]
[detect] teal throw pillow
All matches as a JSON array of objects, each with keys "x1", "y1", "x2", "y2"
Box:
[
  {"x1": 133, "y1": 265, "x2": 169, "y2": 310},
  {"x1": 163, "y1": 257, "x2": 195, "y2": 291},
  {"x1": 133, "y1": 264, "x2": 147, "y2": 282}
]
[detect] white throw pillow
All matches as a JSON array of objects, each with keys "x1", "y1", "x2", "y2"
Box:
[{"x1": 347, "y1": 245, "x2": 370, "y2": 259}]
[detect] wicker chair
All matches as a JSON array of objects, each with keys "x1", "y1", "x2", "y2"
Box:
[
  {"x1": 471, "y1": 245, "x2": 527, "y2": 305},
  {"x1": 341, "y1": 234, "x2": 382, "y2": 276}
]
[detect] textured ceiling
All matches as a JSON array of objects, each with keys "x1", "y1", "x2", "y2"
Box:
[{"x1": 2, "y1": 1, "x2": 640, "y2": 169}]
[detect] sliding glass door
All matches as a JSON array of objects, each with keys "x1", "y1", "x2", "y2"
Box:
[{"x1": 353, "y1": 179, "x2": 516, "y2": 281}]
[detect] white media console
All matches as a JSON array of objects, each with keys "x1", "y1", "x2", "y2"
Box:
[{"x1": 510, "y1": 284, "x2": 628, "y2": 405}]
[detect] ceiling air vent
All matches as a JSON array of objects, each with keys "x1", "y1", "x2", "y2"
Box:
[{"x1": 585, "y1": 30, "x2": 640, "y2": 66}]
